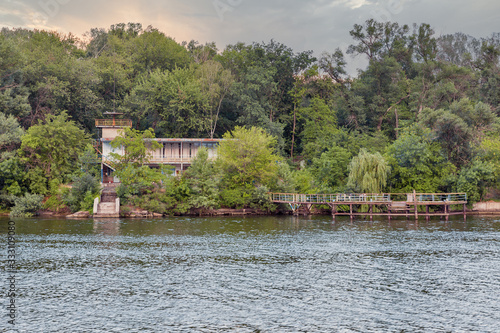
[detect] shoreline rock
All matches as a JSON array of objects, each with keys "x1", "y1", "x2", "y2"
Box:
[{"x1": 66, "y1": 211, "x2": 91, "y2": 219}]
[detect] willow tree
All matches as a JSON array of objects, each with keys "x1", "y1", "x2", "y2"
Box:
[{"x1": 347, "y1": 148, "x2": 390, "y2": 193}]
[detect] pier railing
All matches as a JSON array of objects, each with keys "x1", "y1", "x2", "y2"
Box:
[
  {"x1": 414, "y1": 193, "x2": 467, "y2": 203},
  {"x1": 270, "y1": 192, "x2": 467, "y2": 204},
  {"x1": 270, "y1": 193, "x2": 392, "y2": 203}
]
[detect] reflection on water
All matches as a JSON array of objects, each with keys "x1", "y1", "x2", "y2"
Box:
[
  {"x1": 93, "y1": 219, "x2": 121, "y2": 236},
  {"x1": 1, "y1": 215, "x2": 500, "y2": 332}
]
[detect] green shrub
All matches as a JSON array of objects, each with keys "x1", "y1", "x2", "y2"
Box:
[
  {"x1": 0, "y1": 194, "x2": 16, "y2": 210},
  {"x1": 250, "y1": 185, "x2": 276, "y2": 212},
  {"x1": 64, "y1": 174, "x2": 101, "y2": 212},
  {"x1": 43, "y1": 194, "x2": 67, "y2": 212},
  {"x1": 81, "y1": 190, "x2": 99, "y2": 213},
  {"x1": 219, "y1": 185, "x2": 252, "y2": 208},
  {"x1": 42, "y1": 179, "x2": 69, "y2": 213},
  {"x1": 9, "y1": 193, "x2": 44, "y2": 217}
]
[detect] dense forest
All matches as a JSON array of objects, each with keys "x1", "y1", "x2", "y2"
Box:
[{"x1": 1, "y1": 21, "x2": 499, "y2": 216}]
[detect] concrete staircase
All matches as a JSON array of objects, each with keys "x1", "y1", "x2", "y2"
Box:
[{"x1": 93, "y1": 186, "x2": 120, "y2": 218}]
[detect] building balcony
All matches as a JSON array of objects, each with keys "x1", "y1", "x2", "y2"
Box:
[
  {"x1": 148, "y1": 157, "x2": 196, "y2": 164},
  {"x1": 102, "y1": 156, "x2": 217, "y2": 166},
  {"x1": 95, "y1": 119, "x2": 132, "y2": 128}
]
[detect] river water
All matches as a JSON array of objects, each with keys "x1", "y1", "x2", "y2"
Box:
[{"x1": 2, "y1": 215, "x2": 500, "y2": 332}]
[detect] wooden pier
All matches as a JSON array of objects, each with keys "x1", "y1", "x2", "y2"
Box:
[{"x1": 269, "y1": 191, "x2": 467, "y2": 220}]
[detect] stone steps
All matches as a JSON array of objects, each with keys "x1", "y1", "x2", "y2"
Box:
[{"x1": 93, "y1": 187, "x2": 120, "y2": 218}]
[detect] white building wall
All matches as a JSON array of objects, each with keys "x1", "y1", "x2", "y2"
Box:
[{"x1": 102, "y1": 141, "x2": 123, "y2": 160}]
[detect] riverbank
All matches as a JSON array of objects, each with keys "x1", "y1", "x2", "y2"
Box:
[{"x1": 4, "y1": 201, "x2": 500, "y2": 218}]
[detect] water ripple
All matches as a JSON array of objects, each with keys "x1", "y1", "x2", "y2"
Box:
[{"x1": 1, "y1": 216, "x2": 499, "y2": 332}]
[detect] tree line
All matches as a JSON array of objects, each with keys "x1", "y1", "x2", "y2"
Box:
[{"x1": 0, "y1": 21, "x2": 499, "y2": 216}]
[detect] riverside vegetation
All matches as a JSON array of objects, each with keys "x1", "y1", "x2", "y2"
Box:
[{"x1": 0, "y1": 21, "x2": 499, "y2": 217}]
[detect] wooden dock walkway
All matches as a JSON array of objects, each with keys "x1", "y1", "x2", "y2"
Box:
[{"x1": 269, "y1": 191, "x2": 467, "y2": 220}]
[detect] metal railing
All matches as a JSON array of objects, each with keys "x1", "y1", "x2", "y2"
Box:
[
  {"x1": 270, "y1": 192, "x2": 467, "y2": 204},
  {"x1": 415, "y1": 193, "x2": 467, "y2": 202},
  {"x1": 148, "y1": 157, "x2": 195, "y2": 164},
  {"x1": 270, "y1": 193, "x2": 392, "y2": 203},
  {"x1": 95, "y1": 119, "x2": 132, "y2": 127},
  {"x1": 101, "y1": 155, "x2": 217, "y2": 165}
]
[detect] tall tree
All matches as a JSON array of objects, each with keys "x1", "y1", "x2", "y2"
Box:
[
  {"x1": 217, "y1": 126, "x2": 280, "y2": 188},
  {"x1": 196, "y1": 61, "x2": 234, "y2": 138},
  {"x1": 19, "y1": 112, "x2": 89, "y2": 194},
  {"x1": 184, "y1": 147, "x2": 220, "y2": 212},
  {"x1": 127, "y1": 67, "x2": 208, "y2": 137}
]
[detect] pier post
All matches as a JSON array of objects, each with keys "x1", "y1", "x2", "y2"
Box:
[
  {"x1": 330, "y1": 204, "x2": 337, "y2": 220},
  {"x1": 413, "y1": 190, "x2": 418, "y2": 221}
]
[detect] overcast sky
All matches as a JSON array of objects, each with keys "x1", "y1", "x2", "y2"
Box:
[{"x1": 1, "y1": 0, "x2": 499, "y2": 72}]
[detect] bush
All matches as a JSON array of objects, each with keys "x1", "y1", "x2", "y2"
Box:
[
  {"x1": 10, "y1": 193, "x2": 44, "y2": 217},
  {"x1": 219, "y1": 185, "x2": 252, "y2": 208},
  {"x1": 455, "y1": 160, "x2": 495, "y2": 204},
  {"x1": 42, "y1": 179, "x2": 69, "y2": 213},
  {"x1": 64, "y1": 174, "x2": 101, "y2": 212},
  {"x1": 0, "y1": 194, "x2": 16, "y2": 210},
  {"x1": 250, "y1": 185, "x2": 276, "y2": 212},
  {"x1": 127, "y1": 190, "x2": 192, "y2": 215},
  {"x1": 81, "y1": 190, "x2": 99, "y2": 213}
]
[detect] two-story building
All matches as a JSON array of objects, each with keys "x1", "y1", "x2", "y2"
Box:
[{"x1": 96, "y1": 113, "x2": 221, "y2": 183}]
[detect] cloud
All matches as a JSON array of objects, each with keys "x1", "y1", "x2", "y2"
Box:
[{"x1": 328, "y1": 0, "x2": 372, "y2": 10}]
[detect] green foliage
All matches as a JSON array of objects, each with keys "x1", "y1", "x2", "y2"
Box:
[
  {"x1": 0, "y1": 153, "x2": 27, "y2": 197},
  {"x1": 477, "y1": 135, "x2": 500, "y2": 184},
  {"x1": 127, "y1": 67, "x2": 209, "y2": 137},
  {"x1": 129, "y1": 28, "x2": 191, "y2": 73},
  {"x1": 183, "y1": 147, "x2": 220, "y2": 211},
  {"x1": 454, "y1": 159, "x2": 495, "y2": 204},
  {"x1": 9, "y1": 193, "x2": 44, "y2": 218},
  {"x1": 385, "y1": 128, "x2": 456, "y2": 192},
  {"x1": 64, "y1": 174, "x2": 101, "y2": 212},
  {"x1": 309, "y1": 145, "x2": 352, "y2": 192},
  {"x1": 269, "y1": 162, "x2": 295, "y2": 193},
  {"x1": 419, "y1": 106, "x2": 472, "y2": 165},
  {"x1": 110, "y1": 127, "x2": 167, "y2": 196},
  {"x1": 26, "y1": 167, "x2": 50, "y2": 195},
  {"x1": 347, "y1": 148, "x2": 390, "y2": 193},
  {"x1": 114, "y1": 165, "x2": 167, "y2": 196},
  {"x1": 78, "y1": 144, "x2": 101, "y2": 177},
  {"x1": 291, "y1": 168, "x2": 317, "y2": 194},
  {"x1": 0, "y1": 112, "x2": 24, "y2": 153},
  {"x1": 218, "y1": 126, "x2": 281, "y2": 188},
  {"x1": 419, "y1": 98, "x2": 498, "y2": 166},
  {"x1": 81, "y1": 190, "x2": 98, "y2": 213},
  {"x1": 19, "y1": 112, "x2": 89, "y2": 191},
  {"x1": 196, "y1": 60, "x2": 235, "y2": 138},
  {"x1": 110, "y1": 127, "x2": 161, "y2": 167},
  {"x1": 298, "y1": 97, "x2": 337, "y2": 159},
  {"x1": 229, "y1": 66, "x2": 282, "y2": 140},
  {"x1": 0, "y1": 113, "x2": 27, "y2": 198},
  {"x1": 125, "y1": 177, "x2": 192, "y2": 215},
  {"x1": 42, "y1": 178, "x2": 69, "y2": 213},
  {"x1": 219, "y1": 185, "x2": 253, "y2": 209},
  {"x1": 250, "y1": 185, "x2": 276, "y2": 212}
]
